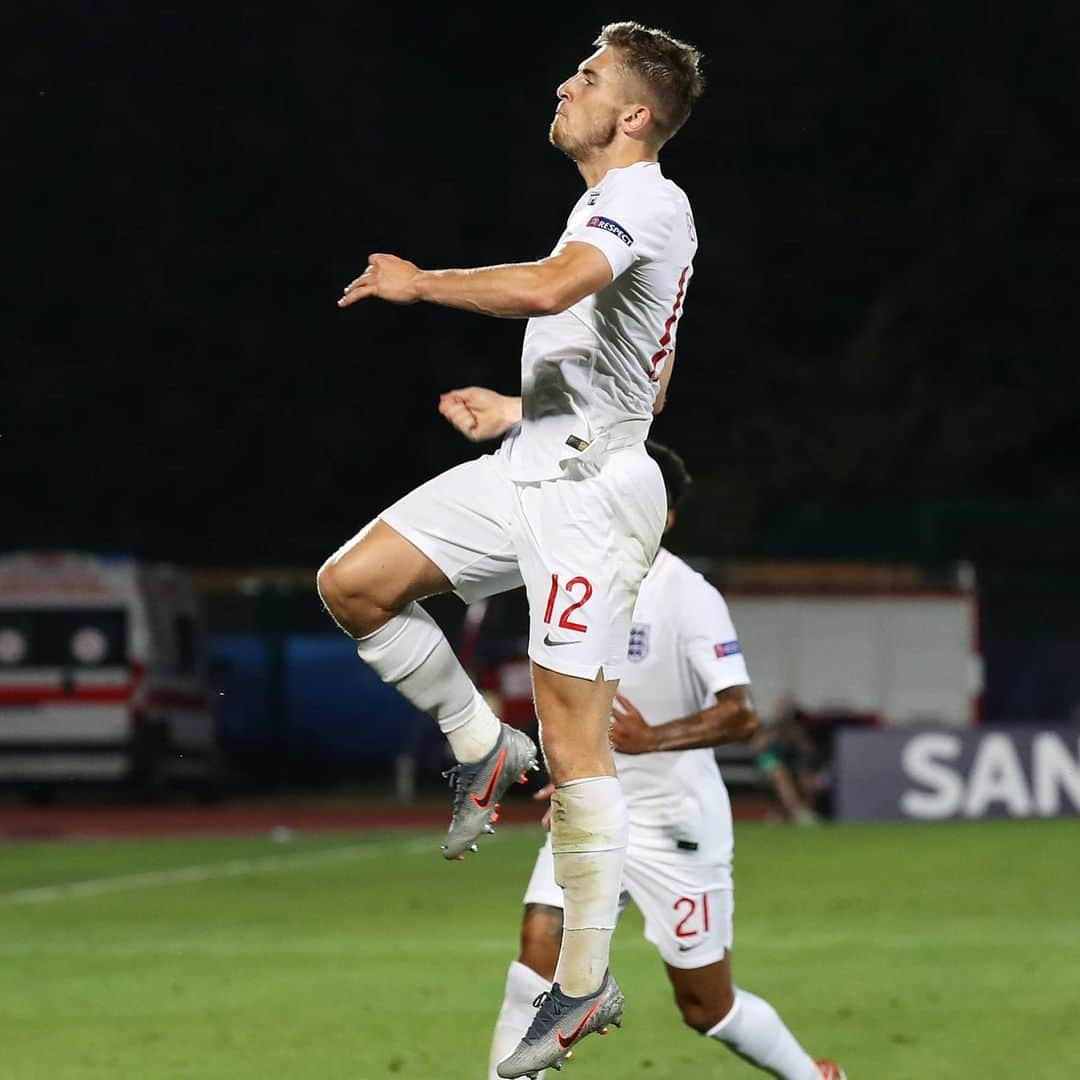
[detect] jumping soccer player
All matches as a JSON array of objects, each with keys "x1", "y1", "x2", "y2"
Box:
[
  {"x1": 319, "y1": 22, "x2": 703, "y2": 1077},
  {"x1": 472, "y1": 438, "x2": 846, "y2": 1080}
]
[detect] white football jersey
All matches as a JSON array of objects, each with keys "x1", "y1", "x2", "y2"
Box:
[
  {"x1": 502, "y1": 161, "x2": 697, "y2": 481},
  {"x1": 614, "y1": 547, "x2": 750, "y2": 867}
]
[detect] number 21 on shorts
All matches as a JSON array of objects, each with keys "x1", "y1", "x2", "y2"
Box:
[
  {"x1": 674, "y1": 894, "x2": 711, "y2": 939},
  {"x1": 543, "y1": 574, "x2": 593, "y2": 634}
]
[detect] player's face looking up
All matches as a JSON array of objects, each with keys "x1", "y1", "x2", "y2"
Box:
[{"x1": 549, "y1": 46, "x2": 650, "y2": 161}]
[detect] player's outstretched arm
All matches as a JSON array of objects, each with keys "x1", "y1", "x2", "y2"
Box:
[
  {"x1": 338, "y1": 242, "x2": 612, "y2": 318},
  {"x1": 438, "y1": 387, "x2": 522, "y2": 442},
  {"x1": 610, "y1": 686, "x2": 758, "y2": 754}
]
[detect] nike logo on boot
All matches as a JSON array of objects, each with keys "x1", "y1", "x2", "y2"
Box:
[
  {"x1": 556, "y1": 999, "x2": 602, "y2": 1050},
  {"x1": 470, "y1": 748, "x2": 507, "y2": 809}
]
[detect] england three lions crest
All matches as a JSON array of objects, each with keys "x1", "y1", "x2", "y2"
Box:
[{"x1": 627, "y1": 623, "x2": 650, "y2": 663}]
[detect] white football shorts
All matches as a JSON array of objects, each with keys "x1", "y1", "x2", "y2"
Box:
[
  {"x1": 522, "y1": 834, "x2": 734, "y2": 970},
  {"x1": 379, "y1": 443, "x2": 665, "y2": 681}
]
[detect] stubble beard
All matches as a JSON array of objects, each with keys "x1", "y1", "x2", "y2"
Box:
[{"x1": 549, "y1": 111, "x2": 620, "y2": 164}]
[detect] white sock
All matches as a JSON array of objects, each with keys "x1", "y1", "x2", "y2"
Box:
[
  {"x1": 489, "y1": 961, "x2": 552, "y2": 1080},
  {"x1": 354, "y1": 602, "x2": 500, "y2": 762},
  {"x1": 707, "y1": 988, "x2": 819, "y2": 1080},
  {"x1": 550, "y1": 776, "x2": 627, "y2": 997}
]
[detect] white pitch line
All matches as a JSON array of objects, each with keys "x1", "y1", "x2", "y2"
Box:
[
  {"x1": 0, "y1": 837, "x2": 438, "y2": 906},
  {"x1": 0, "y1": 937, "x2": 515, "y2": 957}
]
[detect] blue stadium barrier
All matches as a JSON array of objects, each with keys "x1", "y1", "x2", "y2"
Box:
[
  {"x1": 208, "y1": 634, "x2": 272, "y2": 754},
  {"x1": 284, "y1": 635, "x2": 424, "y2": 765},
  {"x1": 208, "y1": 633, "x2": 426, "y2": 771}
]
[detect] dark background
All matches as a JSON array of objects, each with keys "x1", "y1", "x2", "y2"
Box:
[{"x1": 6, "y1": 2, "x2": 1076, "y2": 572}]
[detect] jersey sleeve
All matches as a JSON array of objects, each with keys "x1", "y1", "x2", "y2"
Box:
[
  {"x1": 561, "y1": 176, "x2": 672, "y2": 280},
  {"x1": 679, "y1": 576, "x2": 751, "y2": 699}
]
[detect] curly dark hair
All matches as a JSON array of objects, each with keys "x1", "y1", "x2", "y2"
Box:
[{"x1": 595, "y1": 21, "x2": 705, "y2": 143}]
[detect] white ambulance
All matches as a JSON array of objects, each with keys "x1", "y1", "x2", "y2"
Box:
[{"x1": 0, "y1": 551, "x2": 219, "y2": 797}]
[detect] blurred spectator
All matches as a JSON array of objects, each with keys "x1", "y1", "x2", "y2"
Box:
[{"x1": 751, "y1": 696, "x2": 825, "y2": 824}]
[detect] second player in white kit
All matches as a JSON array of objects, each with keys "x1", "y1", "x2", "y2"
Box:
[{"x1": 484, "y1": 441, "x2": 846, "y2": 1080}]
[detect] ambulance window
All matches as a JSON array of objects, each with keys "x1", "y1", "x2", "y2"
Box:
[
  {"x1": 0, "y1": 617, "x2": 31, "y2": 666},
  {"x1": 174, "y1": 615, "x2": 198, "y2": 674},
  {"x1": 63, "y1": 611, "x2": 127, "y2": 666},
  {"x1": 21, "y1": 609, "x2": 128, "y2": 667},
  {"x1": 71, "y1": 626, "x2": 109, "y2": 664}
]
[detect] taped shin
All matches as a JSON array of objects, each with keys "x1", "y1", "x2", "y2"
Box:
[{"x1": 551, "y1": 776, "x2": 628, "y2": 997}]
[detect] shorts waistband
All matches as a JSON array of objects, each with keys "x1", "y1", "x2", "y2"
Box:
[
  {"x1": 605, "y1": 418, "x2": 652, "y2": 450},
  {"x1": 558, "y1": 418, "x2": 652, "y2": 468}
]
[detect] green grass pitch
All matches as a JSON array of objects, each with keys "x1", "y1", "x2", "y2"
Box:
[{"x1": 1, "y1": 818, "x2": 1078, "y2": 1078}]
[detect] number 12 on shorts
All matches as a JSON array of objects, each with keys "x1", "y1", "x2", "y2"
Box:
[{"x1": 543, "y1": 574, "x2": 593, "y2": 634}]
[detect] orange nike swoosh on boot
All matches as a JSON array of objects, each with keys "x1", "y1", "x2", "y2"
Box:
[
  {"x1": 556, "y1": 999, "x2": 602, "y2": 1050},
  {"x1": 470, "y1": 748, "x2": 507, "y2": 809}
]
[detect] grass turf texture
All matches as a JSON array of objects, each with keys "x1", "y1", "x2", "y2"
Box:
[{"x1": 1, "y1": 820, "x2": 1077, "y2": 1078}]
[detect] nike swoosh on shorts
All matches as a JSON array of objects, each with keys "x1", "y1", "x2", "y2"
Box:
[
  {"x1": 543, "y1": 634, "x2": 579, "y2": 647},
  {"x1": 678, "y1": 940, "x2": 706, "y2": 951}
]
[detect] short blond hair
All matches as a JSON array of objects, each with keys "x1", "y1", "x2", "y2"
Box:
[{"x1": 595, "y1": 21, "x2": 705, "y2": 143}]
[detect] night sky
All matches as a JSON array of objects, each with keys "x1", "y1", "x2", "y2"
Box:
[{"x1": 7, "y1": 3, "x2": 1077, "y2": 569}]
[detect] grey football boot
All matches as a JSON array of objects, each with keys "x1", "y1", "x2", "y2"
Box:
[
  {"x1": 441, "y1": 723, "x2": 539, "y2": 860},
  {"x1": 496, "y1": 971, "x2": 624, "y2": 1078}
]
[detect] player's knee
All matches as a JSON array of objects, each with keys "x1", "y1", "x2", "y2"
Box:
[
  {"x1": 678, "y1": 998, "x2": 717, "y2": 1034},
  {"x1": 317, "y1": 540, "x2": 399, "y2": 617},
  {"x1": 676, "y1": 987, "x2": 734, "y2": 1035},
  {"x1": 315, "y1": 558, "x2": 352, "y2": 617},
  {"x1": 517, "y1": 904, "x2": 562, "y2": 982},
  {"x1": 316, "y1": 562, "x2": 370, "y2": 637}
]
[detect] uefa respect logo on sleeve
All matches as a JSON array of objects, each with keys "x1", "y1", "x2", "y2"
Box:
[{"x1": 586, "y1": 216, "x2": 634, "y2": 246}]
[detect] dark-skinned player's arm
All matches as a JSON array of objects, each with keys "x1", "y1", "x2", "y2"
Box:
[
  {"x1": 532, "y1": 686, "x2": 755, "y2": 828},
  {"x1": 610, "y1": 685, "x2": 758, "y2": 755},
  {"x1": 338, "y1": 241, "x2": 612, "y2": 318}
]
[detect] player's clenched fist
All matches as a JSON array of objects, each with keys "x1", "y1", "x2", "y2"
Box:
[
  {"x1": 338, "y1": 253, "x2": 422, "y2": 307},
  {"x1": 438, "y1": 386, "x2": 522, "y2": 442}
]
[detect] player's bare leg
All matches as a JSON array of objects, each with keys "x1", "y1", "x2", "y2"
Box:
[
  {"x1": 497, "y1": 664, "x2": 627, "y2": 1077},
  {"x1": 516, "y1": 904, "x2": 562, "y2": 983},
  {"x1": 669, "y1": 955, "x2": 844, "y2": 1079},
  {"x1": 317, "y1": 519, "x2": 451, "y2": 639},
  {"x1": 317, "y1": 520, "x2": 538, "y2": 856}
]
